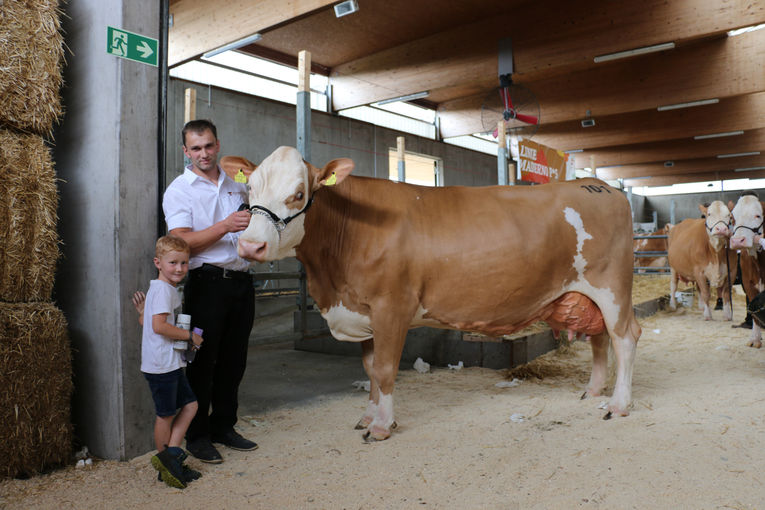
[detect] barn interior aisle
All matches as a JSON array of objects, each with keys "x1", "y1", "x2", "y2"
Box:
[{"x1": 3, "y1": 285, "x2": 765, "y2": 509}]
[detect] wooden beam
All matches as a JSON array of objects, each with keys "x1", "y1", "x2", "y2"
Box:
[
  {"x1": 438, "y1": 29, "x2": 765, "y2": 138},
  {"x1": 531, "y1": 92, "x2": 765, "y2": 151},
  {"x1": 573, "y1": 128, "x2": 765, "y2": 169},
  {"x1": 183, "y1": 88, "x2": 196, "y2": 123},
  {"x1": 168, "y1": 0, "x2": 336, "y2": 66},
  {"x1": 624, "y1": 169, "x2": 765, "y2": 188},
  {"x1": 598, "y1": 154, "x2": 765, "y2": 180},
  {"x1": 330, "y1": 0, "x2": 764, "y2": 110}
]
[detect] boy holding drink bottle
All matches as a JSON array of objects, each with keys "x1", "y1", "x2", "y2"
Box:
[{"x1": 133, "y1": 235, "x2": 203, "y2": 488}]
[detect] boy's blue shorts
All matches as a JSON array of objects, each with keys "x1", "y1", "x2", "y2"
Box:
[{"x1": 143, "y1": 368, "x2": 197, "y2": 417}]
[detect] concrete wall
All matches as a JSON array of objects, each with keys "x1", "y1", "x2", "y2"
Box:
[
  {"x1": 635, "y1": 190, "x2": 765, "y2": 227},
  {"x1": 54, "y1": 0, "x2": 160, "y2": 459}
]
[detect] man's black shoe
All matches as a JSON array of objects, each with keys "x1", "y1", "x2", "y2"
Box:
[
  {"x1": 211, "y1": 429, "x2": 259, "y2": 451},
  {"x1": 186, "y1": 437, "x2": 223, "y2": 464},
  {"x1": 732, "y1": 320, "x2": 754, "y2": 330}
]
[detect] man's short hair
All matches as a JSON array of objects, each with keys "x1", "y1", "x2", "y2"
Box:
[
  {"x1": 155, "y1": 235, "x2": 190, "y2": 259},
  {"x1": 182, "y1": 119, "x2": 217, "y2": 146}
]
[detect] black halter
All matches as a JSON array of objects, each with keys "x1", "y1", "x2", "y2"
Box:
[
  {"x1": 730, "y1": 218, "x2": 765, "y2": 237},
  {"x1": 239, "y1": 198, "x2": 314, "y2": 235}
]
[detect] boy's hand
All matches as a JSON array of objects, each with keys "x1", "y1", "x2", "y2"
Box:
[
  {"x1": 132, "y1": 291, "x2": 146, "y2": 314},
  {"x1": 132, "y1": 291, "x2": 146, "y2": 326},
  {"x1": 191, "y1": 332, "x2": 204, "y2": 349}
]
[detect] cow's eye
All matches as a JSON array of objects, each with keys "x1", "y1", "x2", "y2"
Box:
[{"x1": 296, "y1": 191, "x2": 304, "y2": 201}]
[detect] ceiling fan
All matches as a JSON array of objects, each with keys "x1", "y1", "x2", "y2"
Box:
[{"x1": 480, "y1": 39, "x2": 540, "y2": 139}]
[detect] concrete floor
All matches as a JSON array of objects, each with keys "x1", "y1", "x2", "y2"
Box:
[{"x1": 241, "y1": 296, "x2": 367, "y2": 415}]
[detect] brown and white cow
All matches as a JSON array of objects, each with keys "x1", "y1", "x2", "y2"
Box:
[
  {"x1": 228, "y1": 146, "x2": 642, "y2": 441},
  {"x1": 667, "y1": 202, "x2": 735, "y2": 320},
  {"x1": 729, "y1": 195, "x2": 765, "y2": 347}
]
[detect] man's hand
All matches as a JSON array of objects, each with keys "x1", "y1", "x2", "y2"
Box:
[{"x1": 225, "y1": 210, "x2": 252, "y2": 233}]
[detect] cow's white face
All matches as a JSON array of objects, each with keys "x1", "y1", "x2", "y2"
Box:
[
  {"x1": 238, "y1": 146, "x2": 311, "y2": 262},
  {"x1": 730, "y1": 196, "x2": 763, "y2": 251},
  {"x1": 236, "y1": 146, "x2": 355, "y2": 262},
  {"x1": 703, "y1": 201, "x2": 732, "y2": 240}
]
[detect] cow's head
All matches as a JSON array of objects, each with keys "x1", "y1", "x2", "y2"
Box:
[
  {"x1": 729, "y1": 195, "x2": 764, "y2": 251},
  {"x1": 699, "y1": 201, "x2": 732, "y2": 240},
  {"x1": 230, "y1": 146, "x2": 354, "y2": 262}
]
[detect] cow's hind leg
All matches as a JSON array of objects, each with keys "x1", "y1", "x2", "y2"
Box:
[
  {"x1": 583, "y1": 331, "x2": 609, "y2": 399},
  {"x1": 604, "y1": 319, "x2": 639, "y2": 419},
  {"x1": 355, "y1": 339, "x2": 379, "y2": 430}
]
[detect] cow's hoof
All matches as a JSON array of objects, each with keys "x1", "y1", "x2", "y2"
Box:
[
  {"x1": 355, "y1": 418, "x2": 372, "y2": 430},
  {"x1": 748, "y1": 341, "x2": 762, "y2": 349},
  {"x1": 362, "y1": 426, "x2": 391, "y2": 442},
  {"x1": 603, "y1": 411, "x2": 613, "y2": 420}
]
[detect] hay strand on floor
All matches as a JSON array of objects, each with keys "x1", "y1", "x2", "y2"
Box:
[
  {"x1": 0, "y1": 0, "x2": 66, "y2": 135},
  {"x1": 0, "y1": 302, "x2": 73, "y2": 479}
]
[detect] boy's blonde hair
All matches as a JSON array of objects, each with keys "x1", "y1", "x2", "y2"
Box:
[{"x1": 155, "y1": 235, "x2": 190, "y2": 259}]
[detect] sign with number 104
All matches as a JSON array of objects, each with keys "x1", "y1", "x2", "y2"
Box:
[{"x1": 107, "y1": 26, "x2": 158, "y2": 67}]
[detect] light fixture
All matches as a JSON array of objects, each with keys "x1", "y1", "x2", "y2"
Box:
[
  {"x1": 376, "y1": 91, "x2": 430, "y2": 106},
  {"x1": 657, "y1": 98, "x2": 719, "y2": 111},
  {"x1": 334, "y1": 0, "x2": 359, "y2": 18},
  {"x1": 734, "y1": 166, "x2": 765, "y2": 172},
  {"x1": 565, "y1": 149, "x2": 583, "y2": 153},
  {"x1": 728, "y1": 23, "x2": 765, "y2": 37},
  {"x1": 717, "y1": 151, "x2": 761, "y2": 159},
  {"x1": 581, "y1": 118, "x2": 595, "y2": 128},
  {"x1": 664, "y1": 161, "x2": 674, "y2": 167},
  {"x1": 594, "y1": 42, "x2": 675, "y2": 63},
  {"x1": 694, "y1": 130, "x2": 744, "y2": 140},
  {"x1": 203, "y1": 33, "x2": 262, "y2": 59}
]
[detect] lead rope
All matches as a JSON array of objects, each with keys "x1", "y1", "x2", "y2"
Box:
[{"x1": 726, "y1": 239, "x2": 733, "y2": 320}]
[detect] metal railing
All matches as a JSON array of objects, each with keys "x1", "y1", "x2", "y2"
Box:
[{"x1": 633, "y1": 233, "x2": 670, "y2": 273}]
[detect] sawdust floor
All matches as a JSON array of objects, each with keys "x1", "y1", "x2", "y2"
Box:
[{"x1": 4, "y1": 280, "x2": 765, "y2": 509}]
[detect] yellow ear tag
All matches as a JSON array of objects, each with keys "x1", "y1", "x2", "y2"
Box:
[
  {"x1": 324, "y1": 172, "x2": 337, "y2": 186},
  {"x1": 235, "y1": 169, "x2": 247, "y2": 183}
]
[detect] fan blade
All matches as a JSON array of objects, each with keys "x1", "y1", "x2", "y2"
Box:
[
  {"x1": 515, "y1": 113, "x2": 539, "y2": 125},
  {"x1": 492, "y1": 127, "x2": 499, "y2": 138}
]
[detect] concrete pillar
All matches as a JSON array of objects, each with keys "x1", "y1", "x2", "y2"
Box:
[
  {"x1": 497, "y1": 121, "x2": 508, "y2": 185},
  {"x1": 54, "y1": 0, "x2": 161, "y2": 459}
]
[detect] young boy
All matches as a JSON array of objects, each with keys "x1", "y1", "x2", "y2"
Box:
[{"x1": 134, "y1": 235, "x2": 204, "y2": 489}]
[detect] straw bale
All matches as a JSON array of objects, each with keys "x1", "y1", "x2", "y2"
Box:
[
  {"x1": 0, "y1": 128, "x2": 60, "y2": 302},
  {"x1": 0, "y1": 301, "x2": 73, "y2": 479},
  {"x1": 0, "y1": 0, "x2": 66, "y2": 135}
]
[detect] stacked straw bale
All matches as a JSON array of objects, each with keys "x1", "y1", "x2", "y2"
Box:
[
  {"x1": 0, "y1": 303, "x2": 72, "y2": 478},
  {"x1": 0, "y1": 129, "x2": 60, "y2": 302},
  {"x1": 0, "y1": 0, "x2": 65, "y2": 135},
  {"x1": 0, "y1": 0, "x2": 71, "y2": 479}
]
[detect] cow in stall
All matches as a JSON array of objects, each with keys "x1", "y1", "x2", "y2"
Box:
[
  {"x1": 667, "y1": 202, "x2": 736, "y2": 320},
  {"x1": 633, "y1": 226, "x2": 669, "y2": 273},
  {"x1": 728, "y1": 195, "x2": 765, "y2": 347},
  {"x1": 226, "y1": 147, "x2": 642, "y2": 441}
]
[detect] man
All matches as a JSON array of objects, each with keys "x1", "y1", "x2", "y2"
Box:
[{"x1": 162, "y1": 119, "x2": 257, "y2": 463}]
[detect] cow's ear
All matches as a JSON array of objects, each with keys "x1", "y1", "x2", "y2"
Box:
[
  {"x1": 312, "y1": 158, "x2": 354, "y2": 189},
  {"x1": 698, "y1": 203, "x2": 708, "y2": 216},
  {"x1": 220, "y1": 156, "x2": 257, "y2": 183}
]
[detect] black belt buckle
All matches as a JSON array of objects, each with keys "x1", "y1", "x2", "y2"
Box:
[{"x1": 222, "y1": 267, "x2": 234, "y2": 279}]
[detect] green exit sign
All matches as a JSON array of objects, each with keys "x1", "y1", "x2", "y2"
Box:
[{"x1": 107, "y1": 26, "x2": 158, "y2": 67}]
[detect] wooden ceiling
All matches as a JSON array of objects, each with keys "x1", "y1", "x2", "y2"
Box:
[{"x1": 168, "y1": 0, "x2": 765, "y2": 188}]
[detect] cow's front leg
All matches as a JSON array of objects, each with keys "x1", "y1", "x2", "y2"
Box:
[
  {"x1": 363, "y1": 322, "x2": 408, "y2": 442},
  {"x1": 355, "y1": 339, "x2": 379, "y2": 429},
  {"x1": 748, "y1": 322, "x2": 762, "y2": 348},
  {"x1": 696, "y1": 277, "x2": 712, "y2": 320},
  {"x1": 718, "y1": 285, "x2": 733, "y2": 321},
  {"x1": 669, "y1": 269, "x2": 679, "y2": 310}
]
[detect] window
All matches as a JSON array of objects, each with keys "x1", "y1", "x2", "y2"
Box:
[{"x1": 388, "y1": 150, "x2": 443, "y2": 186}]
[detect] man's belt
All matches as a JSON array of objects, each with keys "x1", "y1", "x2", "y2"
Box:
[{"x1": 192, "y1": 263, "x2": 251, "y2": 281}]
